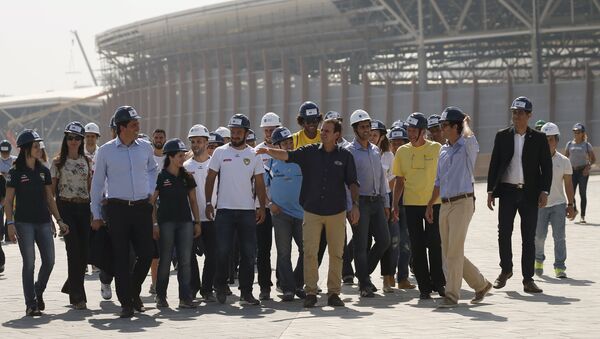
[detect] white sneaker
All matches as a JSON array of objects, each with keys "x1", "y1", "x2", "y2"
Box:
[{"x1": 101, "y1": 283, "x2": 112, "y2": 300}]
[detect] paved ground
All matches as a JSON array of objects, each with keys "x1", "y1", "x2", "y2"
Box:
[{"x1": 1, "y1": 177, "x2": 599, "y2": 338}]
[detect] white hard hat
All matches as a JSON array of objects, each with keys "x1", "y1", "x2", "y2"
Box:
[
  {"x1": 350, "y1": 109, "x2": 371, "y2": 126},
  {"x1": 215, "y1": 126, "x2": 231, "y2": 139},
  {"x1": 260, "y1": 112, "x2": 281, "y2": 128},
  {"x1": 541, "y1": 122, "x2": 560, "y2": 136},
  {"x1": 188, "y1": 124, "x2": 210, "y2": 139},
  {"x1": 84, "y1": 122, "x2": 101, "y2": 136},
  {"x1": 324, "y1": 111, "x2": 342, "y2": 120}
]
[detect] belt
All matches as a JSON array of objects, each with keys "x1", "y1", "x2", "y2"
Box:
[
  {"x1": 441, "y1": 192, "x2": 474, "y2": 204},
  {"x1": 59, "y1": 197, "x2": 90, "y2": 204},
  {"x1": 502, "y1": 183, "x2": 524, "y2": 189},
  {"x1": 107, "y1": 198, "x2": 149, "y2": 206},
  {"x1": 359, "y1": 195, "x2": 382, "y2": 202},
  {"x1": 573, "y1": 165, "x2": 588, "y2": 171}
]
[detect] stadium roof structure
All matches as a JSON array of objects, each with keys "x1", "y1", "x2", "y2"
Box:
[{"x1": 97, "y1": 0, "x2": 600, "y2": 88}]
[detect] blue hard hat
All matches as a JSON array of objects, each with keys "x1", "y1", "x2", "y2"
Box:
[
  {"x1": 246, "y1": 129, "x2": 256, "y2": 142},
  {"x1": 227, "y1": 113, "x2": 251, "y2": 129},
  {"x1": 388, "y1": 126, "x2": 409, "y2": 141},
  {"x1": 271, "y1": 126, "x2": 293, "y2": 145},
  {"x1": 440, "y1": 107, "x2": 466, "y2": 123},
  {"x1": 298, "y1": 101, "x2": 321, "y2": 119},
  {"x1": 510, "y1": 96, "x2": 533, "y2": 112},
  {"x1": 162, "y1": 138, "x2": 188, "y2": 154},
  {"x1": 572, "y1": 123, "x2": 585, "y2": 132},
  {"x1": 64, "y1": 121, "x2": 85, "y2": 137},
  {"x1": 113, "y1": 106, "x2": 141, "y2": 124},
  {"x1": 427, "y1": 114, "x2": 442, "y2": 128},
  {"x1": 0, "y1": 140, "x2": 12, "y2": 152},
  {"x1": 16, "y1": 129, "x2": 43, "y2": 147},
  {"x1": 371, "y1": 120, "x2": 387, "y2": 132},
  {"x1": 208, "y1": 132, "x2": 225, "y2": 145},
  {"x1": 406, "y1": 112, "x2": 428, "y2": 129}
]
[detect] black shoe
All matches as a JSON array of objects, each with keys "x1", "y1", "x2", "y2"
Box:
[
  {"x1": 240, "y1": 293, "x2": 260, "y2": 306},
  {"x1": 132, "y1": 297, "x2": 145, "y2": 312},
  {"x1": 201, "y1": 291, "x2": 217, "y2": 302},
  {"x1": 26, "y1": 306, "x2": 42, "y2": 317},
  {"x1": 327, "y1": 294, "x2": 345, "y2": 307},
  {"x1": 0, "y1": 264, "x2": 4, "y2": 273},
  {"x1": 281, "y1": 292, "x2": 295, "y2": 302},
  {"x1": 36, "y1": 294, "x2": 45, "y2": 311},
  {"x1": 419, "y1": 292, "x2": 432, "y2": 300},
  {"x1": 368, "y1": 282, "x2": 378, "y2": 293},
  {"x1": 493, "y1": 271, "x2": 513, "y2": 289},
  {"x1": 259, "y1": 289, "x2": 271, "y2": 301},
  {"x1": 224, "y1": 285, "x2": 233, "y2": 296},
  {"x1": 155, "y1": 296, "x2": 169, "y2": 308},
  {"x1": 342, "y1": 275, "x2": 354, "y2": 285},
  {"x1": 295, "y1": 288, "x2": 306, "y2": 299},
  {"x1": 119, "y1": 306, "x2": 134, "y2": 318},
  {"x1": 216, "y1": 290, "x2": 227, "y2": 304},
  {"x1": 303, "y1": 294, "x2": 317, "y2": 308},
  {"x1": 523, "y1": 281, "x2": 543, "y2": 293},
  {"x1": 360, "y1": 288, "x2": 375, "y2": 298},
  {"x1": 437, "y1": 286, "x2": 446, "y2": 297}
]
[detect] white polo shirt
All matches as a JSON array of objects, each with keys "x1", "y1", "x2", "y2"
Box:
[
  {"x1": 546, "y1": 151, "x2": 573, "y2": 208},
  {"x1": 208, "y1": 144, "x2": 265, "y2": 210},
  {"x1": 184, "y1": 157, "x2": 217, "y2": 221}
]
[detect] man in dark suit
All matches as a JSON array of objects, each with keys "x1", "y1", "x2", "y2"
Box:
[{"x1": 487, "y1": 96, "x2": 552, "y2": 294}]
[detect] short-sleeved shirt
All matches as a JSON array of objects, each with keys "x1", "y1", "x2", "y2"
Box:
[
  {"x1": 265, "y1": 158, "x2": 304, "y2": 220},
  {"x1": 292, "y1": 130, "x2": 321, "y2": 149},
  {"x1": 392, "y1": 139, "x2": 441, "y2": 206},
  {"x1": 184, "y1": 157, "x2": 217, "y2": 222},
  {"x1": 6, "y1": 164, "x2": 52, "y2": 223},
  {"x1": 50, "y1": 157, "x2": 91, "y2": 200},
  {"x1": 546, "y1": 151, "x2": 573, "y2": 207},
  {"x1": 381, "y1": 151, "x2": 395, "y2": 187},
  {"x1": 155, "y1": 169, "x2": 196, "y2": 223},
  {"x1": 565, "y1": 140, "x2": 592, "y2": 168},
  {"x1": 287, "y1": 143, "x2": 358, "y2": 216},
  {"x1": 208, "y1": 144, "x2": 265, "y2": 210}
]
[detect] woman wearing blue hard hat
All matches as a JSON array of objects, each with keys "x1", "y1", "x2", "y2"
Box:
[
  {"x1": 151, "y1": 138, "x2": 201, "y2": 309},
  {"x1": 4, "y1": 129, "x2": 70, "y2": 316},
  {"x1": 50, "y1": 122, "x2": 92, "y2": 310},
  {"x1": 565, "y1": 123, "x2": 596, "y2": 224}
]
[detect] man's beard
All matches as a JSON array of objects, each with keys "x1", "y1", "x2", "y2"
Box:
[
  {"x1": 230, "y1": 139, "x2": 245, "y2": 147},
  {"x1": 193, "y1": 147, "x2": 205, "y2": 156},
  {"x1": 153, "y1": 142, "x2": 164, "y2": 149}
]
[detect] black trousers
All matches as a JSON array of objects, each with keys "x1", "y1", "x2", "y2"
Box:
[
  {"x1": 58, "y1": 200, "x2": 91, "y2": 304},
  {"x1": 106, "y1": 201, "x2": 154, "y2": 308},
  {"x1": 190, "y1": 221, "x2": 217, "y2": 296},
  {"x1": 405, "y1": 205, "x2": 445, "y2": 294},
  {"x1": 497, "y1": 185, "x2": 538, "y2": 282},
  {"x1": 256, "y1": 209, "x2": 273, "y2": 291}
]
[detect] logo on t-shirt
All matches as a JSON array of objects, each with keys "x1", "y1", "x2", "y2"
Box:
[
  {"x1": 334, "y1": 160, "x2": 343, "y2": 166},
  {"x1": 163, "y1": 179, "x2": 172, "y2": 187},
  {"x1": 243, "y1": 158, "x2": 251, "y2": 166},
  {"x1": 39, "y1": 172, "x2": 45, "y2": 181},
  {"x1": 20, "y1": 174, "x2": 29, "y2": 183}
]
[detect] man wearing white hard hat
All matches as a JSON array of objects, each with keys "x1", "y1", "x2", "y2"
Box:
[
  {"x1": 84, "y1": 123, "x2": 101, "y2": 159},
  {"x1": 535, "y1": 122, "x2": 576, "y2": 279},
  {"x1": 184, "y1": 124, "x2": 219, "y2": 302}
]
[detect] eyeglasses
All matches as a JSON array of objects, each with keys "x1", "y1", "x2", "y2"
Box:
[{"x1": 67, "y1": 135, "x2": 83, "y2": 141}]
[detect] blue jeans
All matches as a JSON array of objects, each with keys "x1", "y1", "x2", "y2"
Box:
[
  {"x1": 157, "y1": 221, "x2": 193, "y2": 301},
  {"x1": 535, "y1": 204, "x2": 567, "y2": 270},
  {"x1": 15, "y1": 222, "x2": 55, "y2": 308},
  {"x1": 272, "y1": 212, "x2": 304, "y2": 294},
  {"x1": 396, "y1": 205, "x2": 412, "y2": 281},
  {"x1": 215, "y1": 209, "x2": 257, "y2": 294},
  {"x1": 352, "y1": 197, "x2": 391, "y2": 289}
]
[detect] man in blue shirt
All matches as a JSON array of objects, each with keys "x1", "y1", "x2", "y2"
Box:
[
  {"x1": 345, "y1": 110, "x2": 391, "y2": 297},
  {"x1": 90, "y1": 106, "x2": 158, "y2": 318},
  {"x1": 426, "y1": 107, "x2": 491, "y2": 308},
  {"x1": 265, "y1": 127, "x2": 306, "y2": 302}
]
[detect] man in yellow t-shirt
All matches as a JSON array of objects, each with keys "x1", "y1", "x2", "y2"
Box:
[
  {"x1": 292, "y1": 101, "x2": 322, "y2": 149},
  {"x1": 392, "y1": 112, "x2": 445, "y2": 300}
]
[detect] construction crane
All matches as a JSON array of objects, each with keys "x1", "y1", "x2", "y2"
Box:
[{"x1": 71, "y1": 30, "x2": 98, "y2": 86}]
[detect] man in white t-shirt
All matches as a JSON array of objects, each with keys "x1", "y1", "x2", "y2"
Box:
[
  {"x1": 184, "y1": 124, "x2": 218, "y2": 302},
  {"x1": 535, "y1": 123, "x2": 576, "y2": 279},
  {"x1": 205, "y1": 114, "x2": 267, "y2": 305},
  {"x1": 148, "y1": 128, "x2": 166, "y2": 295}
]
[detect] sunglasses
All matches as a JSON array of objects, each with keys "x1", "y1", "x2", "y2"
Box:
[{"x1": 67, "y1": 135, "x2": 83, "y2": 141}]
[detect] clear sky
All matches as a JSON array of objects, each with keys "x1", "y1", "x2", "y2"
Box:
[{"x1": 0, "y1": 0, "x2": 226, "y2": 96}]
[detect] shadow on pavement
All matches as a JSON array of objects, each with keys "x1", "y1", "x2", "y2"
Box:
[
  {"x1": 2, "y1": 307, "x2": 103, "y2": 329},
  {"x1": 87, "y1": 313, "x2": 161, "y2": 332},
  {"x1": 433, "y1": 303, "x2": 509, "y2": 322},
  {"x1": 539, "y1": 276, "x2": 594, "y2": 287},
  {"x1": 504, "y1": 291, "x2": 580, "y2": 305}
]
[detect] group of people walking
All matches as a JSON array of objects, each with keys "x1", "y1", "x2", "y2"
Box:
[{"x1": 0, "y1": 95, "x2": 595, "y2": 317}]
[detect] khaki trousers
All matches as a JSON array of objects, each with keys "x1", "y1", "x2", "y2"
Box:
[
  {"x1": 439, "y1": 197, "x2": 487, "y2": 302},
  {"x1": 303, "y1": 211, "x2": 346, "y2": 295}
]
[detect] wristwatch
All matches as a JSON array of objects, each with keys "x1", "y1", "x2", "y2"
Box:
[{"x1": 206, "y1": 202, "x2": 212, "y2": 206}]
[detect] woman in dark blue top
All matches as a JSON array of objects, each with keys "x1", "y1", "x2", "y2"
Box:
[
  {"x1": 4, "y1": 130, "x2": 70, "y2": 317},
  {"x1": 151, "y1": 138, "x2": 201, "y2": 309}
]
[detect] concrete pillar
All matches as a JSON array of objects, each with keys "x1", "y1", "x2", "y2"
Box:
[
  {"x1": 231, "y1": 51, "x2": 240, "y2": 114},
  {"x1": 217, "y1": 51, "x2": 226, "y2": 126},
  {"x1": 441, "y1": 78, "x2": 448, "y2": 110},
  {"x1": 507, "y1": 68, "x2": 514, "y2": 124},
  {"x1": 246, "y1": 50, "x2": 257, "y2": 128},
  {"x1": 385, "y1": 77, "x2": 393, "y2": 125},
  {"x1": 168, "y1": 60, "x2": 177, "y2": 137},
  {"x1": 300, "y1": 57, "x2": 308, "y2": 102},
  {"x1": 412, "y1": 77, "x2": 419, "y2": 112},
  {"x1": 203, "y1": 54, "x2": 213, "y2": 128},
  {"x1": 341, "y1": 67, "x2": 349, "y2": 117},
  {"x1": 282, "y1": 55, "x2": 291, "y2": 126},
  {"x1": 548, "y1": 67, "x2": 556, "y2": 123},
  {"x1": 472, "y1": 77, "x2": 479, "y2": 131},
  {"x1": 191, "y1": 58, "x2": 199, "y2": 120},
  {"x1": 320, "y1": 59, "x2": 328, "y2": 114},
  {"x1": 585, "y1": 63, "x2": 594, "y2": 137},
  {"x1": 263, "y1": 50, "x2": 272, "y2": 113},
  {"x1": 362, "y1": 69, "x2": 370, "y2": 112}
]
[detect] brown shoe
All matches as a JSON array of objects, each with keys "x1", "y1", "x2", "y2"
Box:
[
  {"x1": 493, "y1": 271, "x2": 513, "y2": 289},
  {"x1": 471, "y1": 281, "x2": 492, "y2": 304},
  {"x1": 383, "y1": 276, "x2": 394, "y2": 293},
  {"x1": 523, "y1": 281, "x2": 543, "y2": 293},
  {"x1": 397, "y1": 279, "x2": 416, "y2": 290}
]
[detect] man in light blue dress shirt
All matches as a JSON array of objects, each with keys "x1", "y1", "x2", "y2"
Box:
[
  {"x1": 426, "y1": 107, "x2": 491, "y2": 308},
  {"x1": 345, "y1": 109, "x2": 391, "y2": 298},
  {"x1": 90, "y1": 106, "x2": 158, "y2": 318}
]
